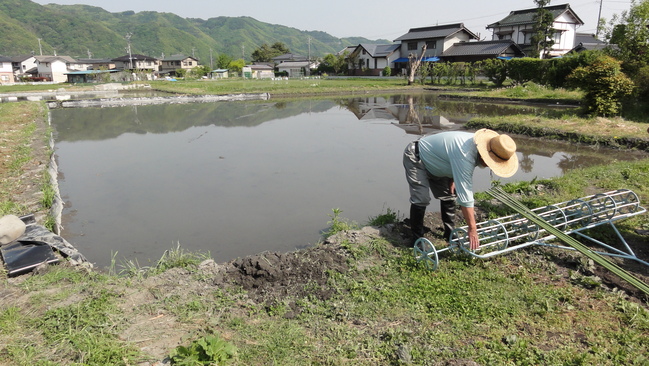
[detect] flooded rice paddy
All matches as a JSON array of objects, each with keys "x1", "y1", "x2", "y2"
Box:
[{"x1": 50, "y1": 93, "x2": 647, "y2": 268}]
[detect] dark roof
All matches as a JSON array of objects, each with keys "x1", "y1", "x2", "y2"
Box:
[
  {"x1": 34, "y1": 55, "x2": 77, "y2": 63},
  {"x1": 272, "y1": 53, "x2": 307, "y2": 62},
  {"x1": 394, "y1": 23, "x2": 479, "y2": 42},
  {"x1": 9, "y1": 55, "x2": 35, "y2": 62},
  {"x1": 357, "y1": 44, "x2": 400, "y2": 58},
  {"x1": 75, "y1": 58, "x2": 114, "y2": 63},
  {"x1": 0, "y1": 55, "x2": 13, "y2": 62},
  {"x1": 442, "y1": 40, "x2": 525, "y2": 57},
  {"x1": 162, "y1": 54, "x2": 198, "y2": 62},
  {"x1": 574, "y1": 33, "x2": 606, "y2": 46},
  {"x1": 487, "y1": 4, "x2": 584, "y2": 28},
  {"x1": 111, "y1": 54, "x2": 158, "y2": 62}
]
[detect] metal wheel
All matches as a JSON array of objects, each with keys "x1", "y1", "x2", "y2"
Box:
[
  {"x1": 537, "y1": 204, "x2": 567, "y2": 231},
  {"x1": 590, "y1": 193, "x2": 616, "y2": 221},
  {"x1": 564, "y1": 199, "x2": 592, "y2": 228},
  {"x1": 480, "y1": 219, "x2": 509, "y2": 251},
  {"x1": 413, "y1": 238, "x2": 439, "y2": 270},
  {"x1": 511, "y1": 213, "x2": 539, "y2": 242},
  {"x1": 614, "y1": 189, "x2": 640, "y2": 215},
  {"x1": 448, "y1": 228, "x2": 467, "y2": 254}
]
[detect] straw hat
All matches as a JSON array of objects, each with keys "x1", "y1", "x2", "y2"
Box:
[{"x1": 474, "y1": 129, "x2": 519, "y2": 178}]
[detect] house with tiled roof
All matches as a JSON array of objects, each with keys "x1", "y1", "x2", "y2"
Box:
[
  {"x1": 111, "y1": 54, "x2": 159, "y2": 71},
  {"x1": 486, "y1": 3, "x2": 584, "y2": 58},
  {"x1": 569, "y1": 33, "x2": 616, "y2": 53},
  {"x1": 159, "y1": 54, "x2": 199, "y2": 75},
  {"x1": 394, "y1": 23, "x2": 480, "y2": 59},
  {"x1": 34, "y1": 55, "x2": 79, "y2": 82},
  {"x1": 10, "y1": 55, "x2": 37, "y2": 79},
  {"x1": 442, "y1": 40, "x2": 526, "y2": 62},
  {"x1": 349, "y1": 43, "x2": 401, "y2": 76}
]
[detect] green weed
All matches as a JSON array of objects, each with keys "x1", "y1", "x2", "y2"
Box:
[
  {"x1": 367, "y1": 206, "x2": 402, "y2": 226},
  {"x1": 170, "y1": 334, "x2": 237, "y2": 365},
  {"x1": 323, "y1": 208, "x2": 359, "y2": 237}
]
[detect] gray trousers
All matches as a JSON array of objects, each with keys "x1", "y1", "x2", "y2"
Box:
[{"x1": 403, "y1": 141, "x2": 457, "y2": 240}]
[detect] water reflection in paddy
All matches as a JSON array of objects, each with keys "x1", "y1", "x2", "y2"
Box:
[{"x1": 51, "y1": 94, "x2": 647, "y2": 268}]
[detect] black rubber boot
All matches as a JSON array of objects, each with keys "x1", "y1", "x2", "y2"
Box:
[
  {"x1": 409, "y1": 204, "x2": 426, "y2": 243},
  {"x1": 440, "y1": 199, "x2": 456, "y2": 242}
]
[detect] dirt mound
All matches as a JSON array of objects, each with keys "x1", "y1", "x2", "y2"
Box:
[{"x1": 214, "y1": 243, "x2": 350, "y2": 306}]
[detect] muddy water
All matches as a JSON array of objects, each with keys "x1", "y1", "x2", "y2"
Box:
[{"x1": 51, "y1": 94, "x2": 647, "y2": 268}]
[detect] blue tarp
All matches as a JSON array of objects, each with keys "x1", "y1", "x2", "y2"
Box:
[
  {"x1": 394, "y1": 56, "x2": 440, "y2": 63},
  {"x1": 497, "y1": 56, "x2": 513, "y2": 60}
]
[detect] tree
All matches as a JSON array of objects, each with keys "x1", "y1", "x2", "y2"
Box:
[
  {"x1": 604, "y1": 0, "x2": 649, "y2": 74},
  {"x1": 567, "y1": 56, "x2": 634, "y2": 116},
  {"x1": 407, "y1": 44, "x2": 427, "y2": 85},
  {"x1": 530, "y1": 0, "x2": 556, "y2": 58},
  {"x1": 320, "y1": 51, "x2": 349, "y2": 75},
  {"x1": 228, "y1": 59, "x2": 245, "y2": 75},
  {"x1": 215, "y1": 54, "x2": 233, "y2": 70},
  {"x1": 251, "y1": 42, "x2": 290, "y2": 63}
]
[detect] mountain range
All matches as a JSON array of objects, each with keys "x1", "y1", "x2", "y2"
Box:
[{"x1": 0, "y1": 0, "x2": 390, "y2": 62}]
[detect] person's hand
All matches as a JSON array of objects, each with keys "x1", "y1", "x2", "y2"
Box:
[
  {"x1": 468, "y1": 228, "x2": 480, "y2": 250},
  {"x1": 449, "y1": 180, "x2": 456, "y2": 195}
]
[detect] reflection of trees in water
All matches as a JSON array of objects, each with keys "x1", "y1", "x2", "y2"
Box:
[
  {"x1": 518, "y1": 154, "x2": 534, "y2": 173},
  {"x1": 53, "y1": 99, "x2": 337, "y2": 142},
  {"x1": 556, "y1": 154, "x2": 598, "y2": 172},
  {"x1": 345, "y1": 93, "x2": 570, "y2": 123}
]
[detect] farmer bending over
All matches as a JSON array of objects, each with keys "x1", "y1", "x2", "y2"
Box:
[{"x1": 403, "y1": 128, "x2": 519, "y2": 249}]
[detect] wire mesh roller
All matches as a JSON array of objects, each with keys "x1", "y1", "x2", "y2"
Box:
[{"x1": 413, "y1": 189, "x2": 649, "y2": 295}]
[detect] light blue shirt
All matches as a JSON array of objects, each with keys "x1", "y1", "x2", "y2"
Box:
[{"x1": 418, "y1": 131, "x2": 479, "y2": 207}]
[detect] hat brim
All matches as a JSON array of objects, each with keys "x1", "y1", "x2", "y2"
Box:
[{"x1": 474, "y1": 129, "x2": 519, "y2": 178}]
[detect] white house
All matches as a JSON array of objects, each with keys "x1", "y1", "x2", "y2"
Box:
[
  {"x1": 10, "y1": 55, "x2": 37, "y2": 80},
  {"x1": 486, "y1": 3, "x2": 584, "y2": 58},
  {"x1": 34, "y1": 55, "x2": 77, "y2": 83},
  {"x1": 349, "y1": 44, "x2": 401, "y2": 76},
  {"x1": 0, "y1": 56, "x2": 14, "y2": 84},
  {"x1": 276, "y1": 61, "x2": 319, "y2": 77},
  {"x1": 394, "y1": 23, "x2": 480, "y2": 60}
]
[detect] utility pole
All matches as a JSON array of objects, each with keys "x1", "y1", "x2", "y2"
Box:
[
  {"x1": 125, "y1": 33, "x2": 133, "y2": 69},
  {"x1": 210, "y1": 48, "x2": 213, "y2": 69},
  {"x1": 241, "y1": 44, "x2": 245, "y2": 60},
  {"x1": 37, "y1": 38, "x2": 43, "y2": 55},
  {"x1": 307, "y1": 36, "x2": 312, "y2": 62},
  {"x1": 596, "y1": 0, "x2": 604, "y2": 38}
]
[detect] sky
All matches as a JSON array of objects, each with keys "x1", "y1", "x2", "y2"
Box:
[{"x1": 32, "y1": 0, "x2": 632, "y2": 41}]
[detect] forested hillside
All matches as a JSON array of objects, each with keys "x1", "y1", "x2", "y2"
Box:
[{"x1": 0, "y1": 0, "x2": 390, "y2": 62}]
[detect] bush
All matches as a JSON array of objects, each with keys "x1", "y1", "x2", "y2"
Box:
[
  {"x1": 480, "y1": 59, "x2": 507, "y2": 87},
  {"x1": 543, "y1": 50, "x2": 602, "y2": 88},
  {"x1": 382, "y1": 66, "x2": 391, "y2": 77},
  {"x1": 567, "y1": 56, "x2": 634, "y2": 116},
  {"x1": 507, "y1": 58, "x2": 544, "y2": 85}
]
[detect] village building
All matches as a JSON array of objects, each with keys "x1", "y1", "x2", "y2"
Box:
[
  {"x1": 10, "y1": 55, "x2": 37, "y2": 80},
  {"x1": 34, "y1": 55, "x2": 80, "y2": 83},
  {"x1": 486, "y1": 3, "x2": 584, "y2": 58},
  {"x1": 0, "y1": 56, "x2": 14, "y2": 84},
  {"x1": 348, "y1": 44, "x2": 400, "y2": 76},
  {"x1": 75, "y1": 58, "x2": 117, "y2": 71},
  {"x1": 159, "y1": 54, "x2": 199, "y2": 75},
  {"x1": 441, "y1": 40, "x2": 526, "y2": 62},
  {"x1": 111, "y1": 54, "x2": 159, "y2": 71}
]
